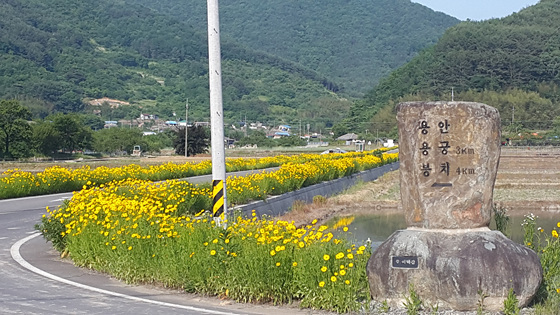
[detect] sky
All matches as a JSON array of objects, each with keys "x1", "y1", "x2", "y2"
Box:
[{"x1": 412, "y1": 0, "x2": 540, "y2": 21}]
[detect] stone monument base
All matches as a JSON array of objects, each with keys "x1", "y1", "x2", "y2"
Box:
[{"x1": 366, "y1": 228, "x2": 542, "y2": 311}]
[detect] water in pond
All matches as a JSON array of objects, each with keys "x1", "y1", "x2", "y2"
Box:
[{"x1": 332, "y1": 211, "x2": 560, "y2": 249}]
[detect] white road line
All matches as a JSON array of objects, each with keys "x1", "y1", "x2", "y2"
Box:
[
  {"x1": 11, "y1": 233, "x2": 243, "y2": 315},
  {"x1": 0, "y1": 192, "x2": 73, "y2": 203}
]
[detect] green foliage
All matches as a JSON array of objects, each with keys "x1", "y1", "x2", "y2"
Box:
[
  {"x1": 403, "y1": 283, "x2": 423, "y2": 315},
  {"x1": 49, "y1": 114, "x2": 93, "y2": 152},
  {"x1": 35, "y1": 200, "x2": 70, "y2": 252},
  {"x1": 93, "y1": 127, "x2": 145, "y2": 155},
  {"x1": 522, "y1": 213, "x2": 538, "y2": 250},
  {"x1": 81, "y1": 114, "x2": 105, "y2": 131},
  {"x1": 380, "y1": 300, "x2": 390, "y2": 313},
  {"x1": 130, "y1": 0, "x2": 458, "y2": 96},
  {"x1": 173, "y1": 126, "x2": 209, "y2": 156},
  {"x1": 0, "y1": 0, "x2": 347, "y2": 128},
  {"x1": 32, "y1": 121, "x2": 60, "y2": 157},
  {"x1": 331, "y1": 123, "x2": 349, "y2": 138},
  {"x1": 236, "y1": 131, "x2": 275, "y2": 148},
  {"x1": 0, "y1": 99, "x2": 33, "y2": 159},
  {"x1": 493, "y1": 203, "x2": 511, "y2": 237},
  {"x1": 477, "y1": 289, "x2": 488, "y2": 315},
  {"x1": 503, "y1": 288, "x2": 520, "y2": 315},
  {"x1": 520, "y1": 217, "x2": 560, "y2": 312},
  {"x1": 143, "y1": 132, "x2": 173, "y2": 153},
  {"x1": 276, "y1": 135, "x2": 307, "y2": 147},
  {"x1": 351, "y1": 0, "x2": 560, "y2": 133}
]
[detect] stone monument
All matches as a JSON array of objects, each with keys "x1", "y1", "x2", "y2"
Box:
[{"x1": 366, "y1": 102, "x2": 542, "y2": 311}]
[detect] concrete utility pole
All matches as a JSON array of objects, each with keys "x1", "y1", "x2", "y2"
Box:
[
  {"x1": 207, "y1": 0, "x2": 227, "y2": 223},
  {"x1": 184, "y1": 99, "x2": 189, "y2": 157},
  {"x1": 451, "y1": 87, "x2": 454, "y2": 101}
]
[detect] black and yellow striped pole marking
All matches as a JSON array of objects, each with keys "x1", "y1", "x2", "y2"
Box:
[
  {"x1": 212, "y1": 179, "x2": 225, "y2": 218},
  {"x1": 208, "y1": 0, "x2": 227, "y2": 225}
]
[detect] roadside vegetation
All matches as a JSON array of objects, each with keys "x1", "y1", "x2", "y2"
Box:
[
  {"x1": 36, "y1": 150, "x2": 397, "y2": 313},
  {"x1": 1, "y1": 148, "x2": 396, "y2": 200},
  {"x1": 25, "y1": 148, "x2": 560, "y2": 313}
]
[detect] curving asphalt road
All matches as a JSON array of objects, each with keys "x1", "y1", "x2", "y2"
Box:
[{"x1": 0, "y1": 169, "x2": 321, "y2": 315}]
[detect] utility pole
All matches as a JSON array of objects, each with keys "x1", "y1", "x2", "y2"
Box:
[
  {"x1": 184, "y1": 99, "x2": 189, "y2": 157},
  {"x1": 451, "y1": 87, "x2": 454, "y2": 101},
  {"x1": 207, "y1": 0, "x2": 227, "y2": 224}
]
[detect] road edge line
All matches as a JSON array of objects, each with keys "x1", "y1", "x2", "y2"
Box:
[{"x1": 10, "y1": 233, "x2": 242, "y2": 315}]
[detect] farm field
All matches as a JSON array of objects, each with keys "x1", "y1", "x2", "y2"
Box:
[{"x1": 281, "y1": 147, "x2": 560, "y2": 226}]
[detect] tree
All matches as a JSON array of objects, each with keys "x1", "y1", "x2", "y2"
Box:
[
  {"x1": 0, "y1": 100, "x2": 33, "y2": 159},
  {"x1": 81, "y1": 114, "x2": 105, "y2": 131},
  {"x1": 50, "y1": 114, "x2": 93, "y2": 153},
  {"x1": 173, "y1": 126, "x2": 209, "y2": 156},
  {"x1": 331, "y1": 123, "x2": 349, "y2": 138},
  {"x1": 276, "y1": 135, "x2": 306, "y2": 147},
  {"x1": 236, "y1": 130, "x2": 274, "y2": 148},
  {"x1": 32, "y1": 121, "x2": 61, "y2": 157},
  {"x1": 93, "y1": 128, "x2": 145, "y2": 155}
]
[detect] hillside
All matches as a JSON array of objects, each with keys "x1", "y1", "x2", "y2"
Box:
[
  {"x1": 347, "y1": 0, "x2": 560, "y2": 136},
  {"x1": 0, "y1": 0, "x2": 346, "y2": 127},
  {"x1": 127, "y1": 0, "x2": 459, "y2": 96}
]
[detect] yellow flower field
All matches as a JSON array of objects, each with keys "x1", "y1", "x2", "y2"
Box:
[
  {"x1": 37, "y1": 149, "x2": 396, "y2": 313},
  {"x1": 1, "y1": 148, "x2": 395, "y2": 199}
]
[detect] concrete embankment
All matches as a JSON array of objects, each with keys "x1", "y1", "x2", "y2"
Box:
[{"x1": 234, "y1": 162, "x2": 399, "y2": 218}]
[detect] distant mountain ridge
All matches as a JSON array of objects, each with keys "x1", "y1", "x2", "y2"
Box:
[
  {"x1": 347, "y1": 0, "x2": 560, "y2": 135},
  {"x1": 0, "y1": 0, "x2": 458, "y2": 129},
  {"x1": 127, "y1": 0, "x2": 460, "y2": 96},
  {"x1": 0, "y1": 0, "x2": 346, "y2": 125}
]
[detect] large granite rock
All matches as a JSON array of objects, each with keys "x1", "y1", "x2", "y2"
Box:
[
  {"x1": 397, "y1": 102, "x2": 501, "y2": 229},
  {"x1": 367, "y1": 229, "x2": 542, "y2": 311},
  {"x1": 367, "y1": 101, "x2": 542, "y2": 311}
]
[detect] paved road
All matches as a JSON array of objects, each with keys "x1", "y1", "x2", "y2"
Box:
[{"x1": 0, "y1": 169, "x2": 319, "y2": 315}]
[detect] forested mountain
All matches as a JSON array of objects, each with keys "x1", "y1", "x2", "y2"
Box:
[
  {"x1": 126, "y1": 0, "x2": 460, "y2": 96},
  {"x1": 0, "y1": 0, "x2": 348, "y2": 127},
  {"x1": 348, "y1": 0, "x2": 560, "y2": 137}
]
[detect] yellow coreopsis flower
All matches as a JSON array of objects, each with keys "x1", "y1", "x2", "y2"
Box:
[{"x1": 323, "y1": 254, "x2": 330, "y2": 261}]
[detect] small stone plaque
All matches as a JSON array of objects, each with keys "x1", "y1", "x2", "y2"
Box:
[{"x1": 391, "y1": 256, "x2": 419, "y2": 269}]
